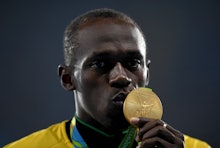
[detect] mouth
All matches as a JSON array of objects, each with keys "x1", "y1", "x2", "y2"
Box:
[{"x1": 112, "y1": 93, "x2": 128, "y2": 107}]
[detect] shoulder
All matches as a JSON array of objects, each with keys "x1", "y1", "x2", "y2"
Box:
[
  {"x1": 184, "y1": 135, "x2": 211, "y2": 148},
  {"x1": 4, "y1": 120, "x2": 73, "y2": 148}
]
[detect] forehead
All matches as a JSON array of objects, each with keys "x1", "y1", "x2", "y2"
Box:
[{"x1": 76, "y1": 19, "x2": 146, "y2": 61}]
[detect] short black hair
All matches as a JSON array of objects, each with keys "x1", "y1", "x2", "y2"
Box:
[{"x1": 63, "y1": 8, "x2": 146, "y2": 66}]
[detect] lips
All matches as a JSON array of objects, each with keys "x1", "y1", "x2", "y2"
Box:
[{"x1": 112, "y1": 93, "x2": 128, "y2": 107}]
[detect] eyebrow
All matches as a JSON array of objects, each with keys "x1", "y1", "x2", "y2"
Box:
[{"x1": 90, "y1": 50, "x2": 144, "y2": 60}]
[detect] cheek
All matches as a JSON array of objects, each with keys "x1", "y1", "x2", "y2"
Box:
[
  {"x1": 79, "y1": 71, "x2": 107, "y2": 100},
  {"x1": 136, "y1": 67, "x2": 148, "y2": 86},
  {"x1": 81, "y1": 72, "x2": 110, "y2": 115},
  {"x1": 81, "y1": 71, "x2": 100, "y2": 88},
  {"x1": 74, "y1": 69, "x2": 97, "y2": 91},
  {"x1": 76, "y1": 72, "x2": 106, "y2": 109}
]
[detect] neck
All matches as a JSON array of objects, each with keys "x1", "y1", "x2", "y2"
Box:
[
  {"x1": 75, "y1": 115, "x2": 115, "y2": 137},
  {"x1": 75, "y1": 110, "x2": 129, "y2": 134},
  {"x1": 74, "y1": 116, "x2": 137, "y2": 148}
]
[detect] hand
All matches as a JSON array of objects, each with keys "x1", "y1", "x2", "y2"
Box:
[{"x1": 130, "y1": 117, "x2": 184, "y2": 148}]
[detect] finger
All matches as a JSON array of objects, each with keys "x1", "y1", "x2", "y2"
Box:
[
  {"x1": 137, "y1": 119, "x2": 184, "y2": 142},
  {"x1": 130, "y1": 117, "x2": 163, "y2": 129},
  {"x1": 164, "y1": 124, "x2": 184, "y2": 141},
  {"x1": 130, "y1": 117, "x2": 151, "y2": 127},
  {"x1": 134, "y1": 119, "x2": 184, "y2": 146},
  {"x1": 136, "y1": 119, "x2": 164, "y2": 141},
  {"x1": 142, "y1": 125, "x2": 172, "y2": 141},
  {"x1": 131, "y1": 117, "x2": 184, "y2": 145},
  {"x1": 140, "y1": 136, "x2": 184, "y2": 148},
  {"x1": 140, "y1": 137, "x2": 174, "y2": 148},
  {"x1": 141, "y1": 125, "x2": 183, "y2": 145}
]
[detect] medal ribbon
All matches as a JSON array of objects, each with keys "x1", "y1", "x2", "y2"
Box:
[
  {"x1": 118, "y1": 125, "x2": 137, "y2": 148},
  {"x1": 70, "y1": 116, "x2": 137, "y2": 148}
]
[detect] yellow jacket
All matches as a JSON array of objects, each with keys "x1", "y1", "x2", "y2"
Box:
[{"x1": 4, "y1": 120, "x2": 211, "y2": 148}]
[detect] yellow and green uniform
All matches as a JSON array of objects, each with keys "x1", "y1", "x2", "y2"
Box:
[{"x1": 4, "y1": 119, "x2": 211, "y2": 148}]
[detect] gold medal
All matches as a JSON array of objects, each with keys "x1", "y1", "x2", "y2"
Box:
[{"x1": 123, "y1": 87, "x2": 163, "y2": 123}]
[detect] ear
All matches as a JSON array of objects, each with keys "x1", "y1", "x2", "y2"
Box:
[
  {"x1": 57, "y1": 64, "x2": 75, "y2": 91},
  {"x1": 145, "y1": 59, "x2": 151, "y2": 86}
]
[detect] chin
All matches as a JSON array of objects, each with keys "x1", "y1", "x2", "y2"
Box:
[
  {"x1": 105, "y1": 106, "x2": 130, "y2": 131},
  {"x1": 110, "y1": 115, "x2": 130, "y2": 131}
]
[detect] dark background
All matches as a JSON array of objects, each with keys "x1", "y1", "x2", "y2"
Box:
[{"x1": 1, "y1": 0, "x2": 219, "y2": 147}]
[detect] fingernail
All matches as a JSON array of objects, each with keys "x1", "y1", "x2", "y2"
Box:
[
  {"x1": 130, "y1": 117, "x2": 139, "y2": 124},
  {"x1": 135, "y1": 136, "x2": 140, "y2": 142}
]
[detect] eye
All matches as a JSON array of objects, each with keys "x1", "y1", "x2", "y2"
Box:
[
  {"x1": 127, "y1": 59, "x2": 141, "y2": 69},
  {"x1": 89, "y1": 60, "x2": 106, "y2": 69}
]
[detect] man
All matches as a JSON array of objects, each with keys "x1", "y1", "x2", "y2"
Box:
[{"x1": 4, "y1": 8, "x2": 211, "y2": 148}]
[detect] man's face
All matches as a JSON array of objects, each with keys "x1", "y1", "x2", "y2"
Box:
[{"x1": 72, "y1": 19, "x2": 148, "y2": 131}]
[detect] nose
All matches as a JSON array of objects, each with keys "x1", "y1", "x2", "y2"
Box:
[{"x1": 109, "y1": 62, "x2": 132, "y2": 88}]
